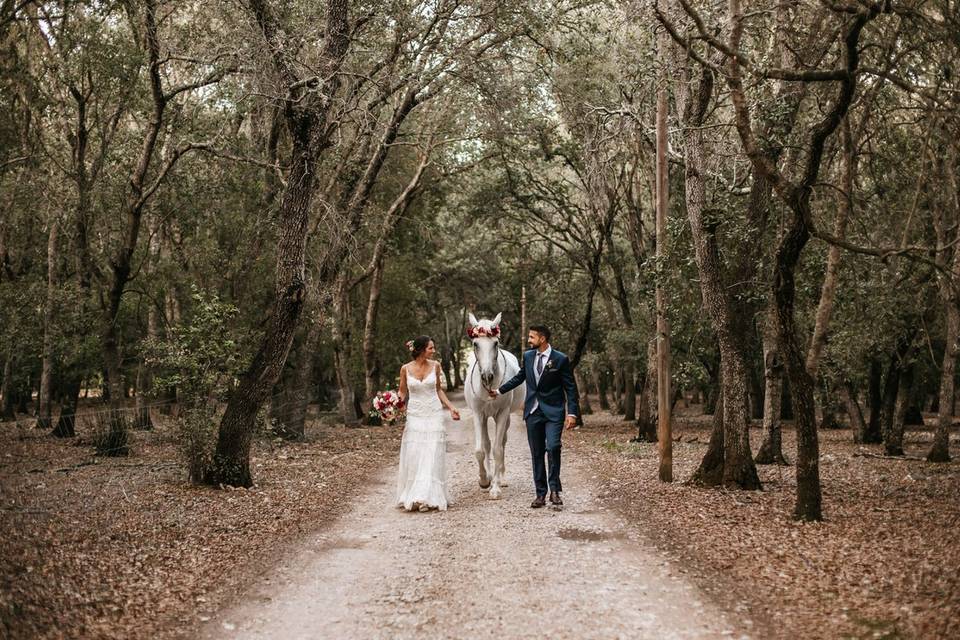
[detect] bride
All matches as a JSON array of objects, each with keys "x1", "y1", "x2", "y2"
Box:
[{"x1": 396, "y1": 335, "x2": 460, "y2": 512}]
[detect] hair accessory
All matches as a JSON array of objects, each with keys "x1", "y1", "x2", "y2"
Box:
[{"x1": 405, "y1": 340, "x2": 415, "y2": 352}]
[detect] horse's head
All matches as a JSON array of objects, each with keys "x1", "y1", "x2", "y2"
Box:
[{"x1": 468, "y1": 312, "x2": 503, "y2": 389}]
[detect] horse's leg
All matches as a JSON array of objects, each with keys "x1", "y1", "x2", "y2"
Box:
[
  {"x1": 474, "y1": 412, "x2": 491, "y2": 489},
  {"x1": 494, "y1": 393, "x2": 511, "y2": 487},
  {"x1": 488, "y1": 409, "x2": 510, "y2": 498},
  {"x1": 499, "y1": 409, "x2": 509, "y2": 487}
]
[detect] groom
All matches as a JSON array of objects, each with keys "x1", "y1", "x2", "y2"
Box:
[{"x1": 490, "y1": 325, "x2": 579, "y2": 508}]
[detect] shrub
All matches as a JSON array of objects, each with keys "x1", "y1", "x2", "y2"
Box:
[{"x1": 145, "y1": 287, "x2": 240, "y2": 482}]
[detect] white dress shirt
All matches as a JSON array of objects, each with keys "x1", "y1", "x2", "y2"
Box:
[
  {"x1": 534, "y1": 346, "x2": 551, "y2": 385},
  {"x1": 530, "y1": 346, "x2": 552, "y2": 413}
]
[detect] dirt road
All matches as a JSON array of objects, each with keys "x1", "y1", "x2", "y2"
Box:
[{"x1": 203, "y1": 400, "x2": 746, "y2": 639}]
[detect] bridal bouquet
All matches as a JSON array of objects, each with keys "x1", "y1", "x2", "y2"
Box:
[{"x1": 371, "y1": 390, "x2": 405, "y2": 425}]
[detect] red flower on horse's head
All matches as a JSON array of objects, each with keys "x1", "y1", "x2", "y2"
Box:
[{"x1": 467, "y1": 324, "x2": 501, "y2": 339}]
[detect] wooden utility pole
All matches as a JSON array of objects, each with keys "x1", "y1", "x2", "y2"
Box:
[
  {"x1": 520, "y1": 285, "x2": 527, "y2": 352},
  {"x1": 655, "y1": 4, "x2": 672, "y2": 482}
]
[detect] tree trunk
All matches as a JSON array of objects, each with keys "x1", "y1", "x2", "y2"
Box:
[
  {"x1": 808, "y1": 121, "x2": 856, "y2": 435},
  {"x1": 96, "y1": 0, "x2": 195, "y2": 456},
  {"x1": 362, "y1": 255, "x2": 385, "y2": 402},
  {"x1": 725, "y1": 0, "x2": 879, "y2": 521},
  {"x1": 52, "y1": 375, "x2": 81, "y2": 438},
  {"x1": 1, "y1": 352, "x2": 14, "y2": 421},
  {"x1": 817, "y1": 383, "x2": 843, "y2": 430},
  {"x1": 929, "y1": 153, "x2": 960, "y2": 462},
  {"x1": 677, "y1": 62, "x2": 758, "y2": 489},
  {"x1": 570, "y1": 206, "x2": 616, "y2": 370},
  {"x1": 205, "y1": 0, "x2": 350, "y2": 487},
  {"x1": 773, "y1": 209, "x2": 821, "y2": 520},
  {"x1": 332, "y1": 276, "x2": 360, "y2": 426},
  {"x1": 843, "y1": 383, "x2": 868, "y2": 443},
  {"x1": 634, "y1": 339, "x2": 658, "y2": 442},
  {"x1": 159, "y1": 289, "x2": 180, "y2": 415},
  {"x1": 594, "y1": 367, "x2": 611, "y2": 411},
  {"x1": 930, "y1": 298, "x2": 958, "y2": 461},
  {"x1": 575, "y1": 370, "x2": 593, "y2": 415},
  {"x1": 885, "y1": 362, "x2": 914, "y2": 456},
  {"x1": 690, "y1": 391, "x2": 725, "y2": 486},
  {"x1": 133, "y1": 359, "x2": 153, "y2": 430},
  {"x1": 98, "y1": 321, "x2": 130, "y2": 456},
  {"x1": 865, "y1": 357, "x2": 884, "y2": 443},
  {"x1": 452, "y1": 343, "x2": 463, "y2": 388},
  {"x1": 622, "y1": 361, "x2": 636, "y2": 421},
  {"x1": 134, "y1": 205, "x2": 163, "y2": 431},
  {"x1": 780, "y1": 374, "x2": 794, "y2": 420},
  {"x1": 755, "y1": 311, "x2": 788, "y2": 464},
  {"x1": 356, "y1": 152, "x2": 427, "y2": 403},
  {"x1": 655, "y1": 23, "x2": 672, "y2": 483},
  {"x1": 37, "y1": 216, "x2": 58, "y2": 430},
  {"x1": 16, "y1": 381, "x2": 30, "y2": 416},
  {"x1": 880, "y1": 363, "x2": 899, "y2": 441},
  {"x1": 748, "y1": 367, "x2": 764, "y2": 421},
  {"x1": 606, "y1": 246, "x2": 636, "y2": 423},
  {"x1": 271, "y1": 319, "x2": 321, "y2": 440},
  {"x1": 703, "y1": 368, "x2": 719, "y2": 415},
  {"x1": 441, "y1": 347, "x2": 454, "y2": 392},
  {"x1": 611, "y1": 364, "x2": 623, "y2": 414},
  {"x1": 207, "y1": 149, "x2": 315, "y2": 484},
  {"x1": 806, "y1": 120, "x2": 854, "y2": 380}
]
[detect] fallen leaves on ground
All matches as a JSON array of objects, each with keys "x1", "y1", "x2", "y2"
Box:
[
  {"x1": 570, "y1": 409, "x2": 960, "y2": 640},
  {"x1": 0, "y1": 413, "x2": 402, "y2": 640}
]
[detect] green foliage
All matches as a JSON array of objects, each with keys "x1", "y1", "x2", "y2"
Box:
[
  {"x1": 145, "y1": 287, "x2": 240, "y2": 481},
  {"x1": 2, "y1": 0, "x2": 958, "y2": 474},
  {"x1": 147, "y1": 287, "x2": 241, "y2": 402}
]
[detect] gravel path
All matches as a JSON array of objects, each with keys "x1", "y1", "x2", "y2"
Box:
[{"x1": 202, "y1": 399, "x2": 746, "y2": 640}]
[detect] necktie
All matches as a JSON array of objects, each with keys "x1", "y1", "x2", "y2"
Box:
[{"x1": 537, "y1": 354, "x2": 545, "y2": 376}]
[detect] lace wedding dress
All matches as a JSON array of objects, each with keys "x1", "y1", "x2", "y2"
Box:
[{"x1": 396, "y1": 367, "x2": 451, "y2": 511}]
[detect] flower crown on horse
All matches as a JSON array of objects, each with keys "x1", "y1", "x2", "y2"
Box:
[{"x1": 467, "y1": 325, "x2": 500, "y2": 339}]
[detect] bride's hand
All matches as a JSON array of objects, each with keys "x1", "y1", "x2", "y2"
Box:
[{"x1": 449, "y1": 407, "x2": 460, "y2": 421}]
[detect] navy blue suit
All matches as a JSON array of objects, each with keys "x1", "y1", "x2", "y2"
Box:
[{"x1": 498, "y1": 348, "x2": 579, "y2": 497}]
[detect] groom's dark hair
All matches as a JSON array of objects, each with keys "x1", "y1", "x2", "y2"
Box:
[{"x1": 529, "y1": 324, "x2": 551, "y2": 341}]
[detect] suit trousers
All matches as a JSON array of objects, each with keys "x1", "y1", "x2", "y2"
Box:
[{"x1": 525, "y1": 408, "x2": 562, "y2": 497}]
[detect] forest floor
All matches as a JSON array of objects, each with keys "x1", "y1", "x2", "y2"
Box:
[
  {"x1": 570, "y1": 406, "x2": 960, "y2": 640},
  {"x1": 0, "y1": 405, "x2": 403, "y2": 639},
  {"x1": 2, "y1": 398, "x2": 958, "y2": 639}
]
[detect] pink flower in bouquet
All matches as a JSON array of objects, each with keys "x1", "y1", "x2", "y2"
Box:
[{"x1": 372, "y1": 389, "x2": 406, "y2": 425}]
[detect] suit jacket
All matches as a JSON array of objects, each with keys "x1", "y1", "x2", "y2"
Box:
[{"x1": 498, "y1": 347, "x2": 579, "y2": 422}]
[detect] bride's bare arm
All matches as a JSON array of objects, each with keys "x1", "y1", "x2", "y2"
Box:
[
  {"x1": 434, "y1": 362, "x2": 460, "y2": 418},
  {"x1": 398, "y1": 365, "x2": 408, "y2": 404}
]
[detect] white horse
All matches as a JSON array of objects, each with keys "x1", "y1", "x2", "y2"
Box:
[{"x1": 463, "y1": 312, "x2": 523, "y2": 499}]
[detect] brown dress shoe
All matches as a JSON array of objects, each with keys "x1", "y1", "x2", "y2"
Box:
[
  {"x1": 531, "y1": 496, "x2": 546, "y2": 508},
  {"x1": 549, "y1": 491, "x2": 563, "y2": 506}
]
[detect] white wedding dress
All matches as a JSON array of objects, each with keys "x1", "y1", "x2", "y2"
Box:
[{"x1": 396, "y1": 367, "x2": 451, "y2": 511}]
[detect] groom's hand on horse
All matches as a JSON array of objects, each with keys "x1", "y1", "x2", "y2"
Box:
[
  {"x1": 487, "y1": 389, "x2": 498, "y2": 398},
  {"x1": 564, "y1": 415, "x2": 577, "y2": 430}
]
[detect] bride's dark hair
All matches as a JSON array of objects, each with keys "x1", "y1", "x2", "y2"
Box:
[{"x1": 408, "y1": 335, "x2": 433, "y2": 359}]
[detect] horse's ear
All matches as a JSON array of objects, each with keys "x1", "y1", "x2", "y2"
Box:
[
  {"x1": 468, "y1": 312, "x2": 479, "y2": 327},
  {"x1": 491, "y1": 312, "x2": 502, "y2": 327}
]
